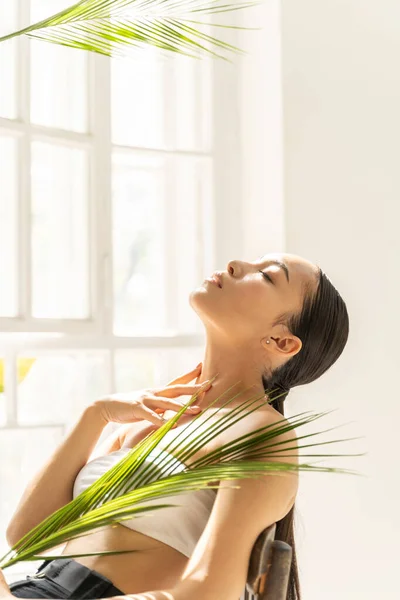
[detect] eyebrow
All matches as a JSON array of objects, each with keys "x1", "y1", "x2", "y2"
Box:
[{"x1": 257, "y1": 257, "x2": 290, "y2": 283}]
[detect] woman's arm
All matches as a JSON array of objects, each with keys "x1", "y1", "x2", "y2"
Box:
[{"x1": 6, "y1": 404, "x2": 109, "y2": 547}]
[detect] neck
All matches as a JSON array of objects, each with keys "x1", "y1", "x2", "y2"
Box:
[{"x1": 193, "y1": 335, "x2": 268, "y2": 412}]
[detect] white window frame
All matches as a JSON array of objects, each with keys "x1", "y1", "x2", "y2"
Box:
[{"x1": 0, "y1": 4, "x2": 243, "y2": 423}]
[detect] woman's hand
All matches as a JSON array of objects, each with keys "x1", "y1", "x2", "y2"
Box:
[
  {"x1": 0, "y1": 567, "x2": 12, "y2": 599},
  {"x1": 93, "y1": 363, "x2": 212, "y2": 428}
]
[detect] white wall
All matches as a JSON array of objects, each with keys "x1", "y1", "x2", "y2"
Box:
[{"x1": 240, "y1": 1, "x2": 400, "y2": 598}]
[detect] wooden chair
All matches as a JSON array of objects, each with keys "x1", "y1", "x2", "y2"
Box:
[{"x1": 239, "y1": 523, "x2": 292, "y2": 600}]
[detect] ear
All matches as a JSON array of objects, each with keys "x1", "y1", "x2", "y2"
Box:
[{"x1": 264, "y1": 334, "x2": 302, "y2": 358}]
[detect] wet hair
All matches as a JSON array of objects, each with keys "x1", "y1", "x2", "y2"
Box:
[{"x1": 262, "y1": 267, "x2": 350, "y2": 600}]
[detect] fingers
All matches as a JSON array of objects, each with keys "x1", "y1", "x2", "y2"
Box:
[
  {"x1": 139, "y1": 404, "x2": 169, "y2": 428},
  {"x1": 155, "y1": 381, "x2": 212, "y2": 398},
  {"x1": 141, "y1": 399, "x2": 196, "y2": 429},
  {"x1": 165, "y1": 362, "x2": 202, "y2": 387},
  {"x1": 145, "y1": 395, "x2": 203, "y2": 414}
]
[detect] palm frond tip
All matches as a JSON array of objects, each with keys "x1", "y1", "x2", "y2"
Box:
[{"x1": 0, "y1": 0, "x2": 260, "y2": 58}]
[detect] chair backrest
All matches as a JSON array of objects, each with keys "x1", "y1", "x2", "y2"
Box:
[{"x1": 239, "y1": 523, "x2": 292, "y2": 600}]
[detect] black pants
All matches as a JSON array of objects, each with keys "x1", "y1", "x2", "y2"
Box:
[{"x1": 9, "y1": 558, "x2": 125, "y2": 599}]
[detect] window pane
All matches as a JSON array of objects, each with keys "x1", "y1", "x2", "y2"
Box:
[
  {"x1": 30, "y1": 1, "x2": 88, "y2": 132},
  {"x1": 0, "y1": 427, "x2": 64, "y2": 579},
  {"x1": 31, "y1": 142, "x2": 90, "y2": 318},
  {"x1": 17, "y1": 353, "x2": 109, "y2": 428},
  {"x1": 111, "y1": 52, "x2": 165, "y2": 148},
  {"x1": 0, "y1": 136, "x2": 18, "y2": 317},
  {"x1": 30, "y1": 0, "x2": 75, "y2": 21},
  {"x1": 114, "y1": 350, "x2": 158, "y2": 392},
  {"x1": 112, "y1": 152, "x2": 166, "y2": 335},
  {"x1": 0, "y1": 4, "x2": 18, "y2": 119},
  {"x1": 112, "y1": 51, "x2": 211, "y2": 151},
  {"x1": 114, "y1": 348, "x2": 204, "y2": 397},
  {"x1": 171, "y1": 157, "x2": 212, "y2": 334},
  {"x1": 174, "y1": 55, "x2": 212, "y2": 151},
  {"x1": 162, "y1": 347, "x2": 204, "y2": 384}
]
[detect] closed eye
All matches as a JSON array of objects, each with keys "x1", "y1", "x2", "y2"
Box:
[{"x1": 259, "y1": 270, "x2": 274, "y2": 284}]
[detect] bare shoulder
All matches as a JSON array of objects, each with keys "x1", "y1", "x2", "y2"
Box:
[
  {"x1": 232, "y1": 402, "x2": 299, "y2": 467},
  {"x1": 259, "y1": 406, "x2": 300, "y2": 464},
  {"x1": 244, "y1": 405, "x2": 300, "y2": 489}
]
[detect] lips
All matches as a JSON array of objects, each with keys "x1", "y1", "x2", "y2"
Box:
[{"x1": 211, "y1": 272, "x2": 222, "y2": 288}]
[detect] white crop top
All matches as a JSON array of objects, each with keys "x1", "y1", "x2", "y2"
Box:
[{"x1": 72, "y1": 445, "x2": 217, "y2": 559}]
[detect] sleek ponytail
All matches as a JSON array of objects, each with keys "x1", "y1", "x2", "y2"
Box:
[{"x1": 262, "y1": 268, "x2": 349, "y2": 599}]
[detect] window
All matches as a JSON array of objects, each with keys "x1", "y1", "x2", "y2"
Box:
[{"x1": 0, "y1": 0, "x2": 241, "y2": 581}]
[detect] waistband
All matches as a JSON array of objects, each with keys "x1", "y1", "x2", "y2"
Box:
[{"x1": 27, "y1": 558, "x2": 122, "y2": 597}]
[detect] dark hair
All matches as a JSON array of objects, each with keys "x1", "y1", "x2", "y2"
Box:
[{"x1": 262, "y1": 267, "x2": 349, "y2": 600}]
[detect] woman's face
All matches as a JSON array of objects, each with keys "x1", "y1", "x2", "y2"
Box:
[{"x1": 189, "y1": 252, "x2": 319, "y2": 344}]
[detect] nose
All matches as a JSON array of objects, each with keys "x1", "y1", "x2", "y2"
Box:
[{"x1": 227, "y1": 260, "x2": 245, "y2": 277}]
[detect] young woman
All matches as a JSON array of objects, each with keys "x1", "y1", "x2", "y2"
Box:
[{"x1": 3, "y1": 252, "x2": 349, "y2": 600}]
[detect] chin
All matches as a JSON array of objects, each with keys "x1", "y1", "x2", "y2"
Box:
[
  {"x1": 188, "y1": 286, "x2": 209, "y2": 313},
  {"x1": 188, "y1": 286, "x2": 225, "y2": 327}
]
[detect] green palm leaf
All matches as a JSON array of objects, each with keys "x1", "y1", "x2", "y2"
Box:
[
  {"x1": 0, "y1": 375, "x2": 365, "y2": 569},
  {"x1": 0, "y1": 0, "x2": 260, "y2": 59}
]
